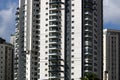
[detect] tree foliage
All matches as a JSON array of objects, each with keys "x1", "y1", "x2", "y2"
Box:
[{"x1": 81, "y1": 72, "x2": 100, "y2": 80}]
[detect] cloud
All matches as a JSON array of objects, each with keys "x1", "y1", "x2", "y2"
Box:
[
  {"x1": 104, "y1": 0, "x2": 120, "y2": 25},
  {"x1": 0, "y1": 2, "x2": 17, "y2": 41}
]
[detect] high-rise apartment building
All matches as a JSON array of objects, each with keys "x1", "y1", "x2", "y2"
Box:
[
  {"x1": 0, "y1": 38, "x2": 14, "y2": 80},
  {"x1": 103, "y1": 29, "x2": 120, "y2": 80},
  {"x1": 14, "y1": 0, "x2": 103, "y2": 80}
]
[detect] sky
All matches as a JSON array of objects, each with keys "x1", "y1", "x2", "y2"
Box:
[
  {"x1": 0, "y1": 0, "x2": 18, "y2": 42},
  {"x1": 0, "y1": 0, "x2": 120, "y2": 42}
]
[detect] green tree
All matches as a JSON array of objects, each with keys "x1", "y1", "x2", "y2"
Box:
[
  {"x1": 81, "y1": 76, "x2": 89, "y2": 80},
  {"x1": 81, "y1": 72, "x2": 100, "y2": 80}
]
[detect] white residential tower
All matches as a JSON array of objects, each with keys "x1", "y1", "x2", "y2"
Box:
[{"x1": 14, "y1": 0, "x2": 103, "y2": 80}]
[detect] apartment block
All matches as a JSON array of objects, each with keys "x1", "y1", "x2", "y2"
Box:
[
  {"x1": 103, "y1": 29, "x2": 120, "y2": 80},
  {"x1": 0, "y1": 38, "x2": 14, "y2": 80},
  {"x1": 14, "y1": 0, "x2": 103, "y2": 80}
]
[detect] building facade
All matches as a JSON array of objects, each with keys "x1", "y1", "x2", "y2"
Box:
[
  {"x1": 14, "y1": 0, "x2": 103, "y2": 80},
  {"x1": 103, "y1": 29, "x2": 120, "y2": 80},
  {"x1": 10, "y1": 34, "x2": 16, "y2": 45},
  {"x1": 0, "y1": 38, "x2": 14, "y2": 80}
]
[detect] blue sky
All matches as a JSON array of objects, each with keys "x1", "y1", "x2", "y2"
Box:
[
  {"x1": 104, "y1": 0, "x2": 120, "y2": 29},
  {"x1": 0, "y1": 0, "x2": 18, "y2": 42},
  {"x1": 0, "y1": 0, "x2": 120, "y2": 42}
]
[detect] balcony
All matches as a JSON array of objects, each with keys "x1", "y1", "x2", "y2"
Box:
[
  {"x1": 49, "y1": 52, "x2": 61, "y2": 56},
  {"x1": 49, "y1": 70, "x2": 64, "y2": 72},
  {"x1": 85, "y1": 17, "x2": 92, "y2": 21},
  {"x1": 85, "y1": 41, "x2": 92, "y2": 46},
  {"x1": 15, "y1": 11, "x2": 19, "y2": 15},
  {"x1": 50, "y1": 7, "x2": 58, "y2": 10},
  {"x1": 49, "y1": 47, "x2": 61, "y2": 50},
  {"x1": 84, "y1": 70, "x2": 92, "y2": 73},
  {"x1": 84, "y1": 52, "x2": 92, "y2": 55},
  {"x1": 49, "y1": 58, "x2": 63, "y2": 61},
  {"x1": 49, "y1": 18, "x2": 62, "y2": 21},
  {"x1": 49, "y1": 18, "x2": 58, "y2": 21},
  {"x1": 49, "y1": 23, "x2": 58, "y2": 26},
  {"x1": 49, "y1": 1, "x2": 64, "y2": 4},
  {"x1": 84, "y1": 12, "x2": 92, "y2": 15},
  {"x1": 49, "y1": 76, "x2": 64, "y2": 80},
  {"x1": 49, "y1": 38, "x2": 58, "y2": 41},
  {"x1": 49, "y1": 12, "x2": 62, "y2": 16},
  {"x1": 84, "y1": 23, "x2": 92, "y2": 27},
  {"x1": 49, "y1": 7, "x2": 63, "y2": 11},
  {"x1": 49, "y1": 31, "x2": 61, "y2": 34},
  {"x1": 49, "y1": 64, "x2": 64, "y2": 67},
  {"x1": 84, "y1": 58, "x2": 93, "y2": 62},
  {"x1": 49, "y1": 35, "x2": 61, "y2": 38},
  {"x1": 84, "y1": 29, "x2": 92, "y2": 33},
  {"x1": 84, "y1": 63, "x2": 92, "y2": 67},
  {"x1": 84, "y1": 35, "x2": 92, "y2": 38},
  {"x1": 15, "y1": 17, "x2": 19, "y2": 21}
]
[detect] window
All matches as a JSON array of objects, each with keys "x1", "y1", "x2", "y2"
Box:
[
  {"x1": 45, "y1": 63, "x2": 47, "y2": 65},
  {"x1": 46, "y1": 2, "x2": 48, "y2": 4},
  {"x1": 45, "y1": 24, "x2": 48, "y2": 26},
  {"x1": 94, "y1": 63, "x2": 97, "y2": 66},
  {"x1": 72, "y1": 15, "x2": 74, "y2": 17},
  {"x1": 71, "y1": 55, "x2": 74, "y2": 58},
  {"x1": 71, "y1": 67, "x2": 74, "y2": 70},
  {"x1": 34, "y1": 78, "x2": 37, "y2": 80},
  {"x1": 45, "y1": 52, "x2": 47, "y2": 54},
  {"x1": 72, "y1": 26, "x2": 74, "y2": 29},
  {"x1": 34, "y1": 57, "x2": 37, "y2": 60},
  {"x1": 35, "y1": 41, "x2": 39, "y2": 44},
  {"x1": 45, "y1": 41, "x2": 48, "y2": 43},
  {"x1": 46, "y1": 18, "x2": 48, "y2": 21},
  {"x1": 36, "y1": 9, "x2": 40, "y2": 13},
  {"x1": 34, "y1": 0, "x2": 39, "y2": 1},
  {"x1": 36, "y1": 4, "x2": 39, "y2": 7},
  {"x1": 72, "y1": 9, "x2": 74, "y2": 12},
  {"x1": 71, "y1": 49, "x2": 74, "y2": 52},
  {"x1": 36, "y1": 15, "x2": 40, "y2": 18},
  {"x1": 94, "y1": 68, "x2": 97, "y2": 72},
  {"x1": 34, "y1": 72, "x2": 37, "y2": 76},
  {"x1": 35, "y1": 52, "x2": 38, "y2": 55},
  {"x1": 72, "y1": 21, "x2": 74, "y2": 23},
  {"x1": 71, "y1": 73, "x2": 74, "y2": 75},
  {"x1": 72, "y1": 38, "x2": 74, "y2": 40},
  {"x1": 72, "y1": 4, "x2": 74, "y2": 6},
  {"x1": 34, "y1": 62, "x2": 38, "y2": 65},
  {"x1": 71, "y1": 32, "x2": 74, "y2": 34},
  {"x1": 45, "y1": 57, "x2": 47, "y2": 60},
  {"x1": 71, "y1": 61, "x2": 74, "y2": 63},
  {"x1": 71, "y1": 44, "x2": 74, "y2": 46},
  {"x1": 36, "y1": 20, "x2": 40, "y2": 23},
  {"x1": 45, "y1": 69, "x2": 47, "y2": 71},
  {"x1": 34, "y1": 67, "x2": 37, "y2": 71},
  {"x1": 36, "y1": 25, "x2": 40, "y2": 29}
]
